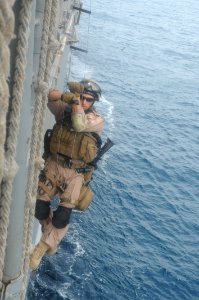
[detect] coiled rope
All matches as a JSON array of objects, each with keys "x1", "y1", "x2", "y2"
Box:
[
  {"x1": 21, "y1": 0, "x2": 59, "y2": 297},
  {"x1": 0, "y1": 0, "x2": 32, "y2": 290}
]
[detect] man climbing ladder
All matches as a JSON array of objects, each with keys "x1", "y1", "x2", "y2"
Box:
[{"x1": 30, "y1": 79, "x2": 105, "y2": 270}]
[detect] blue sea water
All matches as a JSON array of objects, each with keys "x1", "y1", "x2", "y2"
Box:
[{"x1": 27, "y1": 0, "x2": 199, "y2": 299}]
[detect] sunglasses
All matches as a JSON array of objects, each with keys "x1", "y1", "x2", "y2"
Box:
[{"x1": 80, "y1": 95, "x2": 95, "y2": 103}]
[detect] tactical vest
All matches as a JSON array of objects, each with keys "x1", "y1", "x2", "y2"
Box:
[{"x1": 49, "y1": 123, "x2": 98, "y2": 164}]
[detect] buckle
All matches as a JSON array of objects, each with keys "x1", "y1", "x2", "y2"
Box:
[
  {"x1": 76, "y1": 167, "x2": 92, "y2": 173},
  {"x1": 64, "y1": 157, "x2": 72, "y2": 168},
  {"x1": 56, "y1": 153, "x2": 72, "y2": 168}
]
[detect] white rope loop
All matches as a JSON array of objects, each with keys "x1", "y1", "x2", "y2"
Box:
[
  {"x1": 0, "y1": 1, "x2": 15, "y2": 185},
  {"x1": 0, "y1": 0, "x2": 33, "y2": 290},
  {"x1": 21, "y1": 0, "x2": 53, "y2": 285},
  {"x1": 0, "y1": 1, "x2": 17, "y2": 290},
  {"x1": 21, "y1": 1, "x2": 59, "y2": 296}
]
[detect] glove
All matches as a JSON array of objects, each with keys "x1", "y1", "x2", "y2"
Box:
[
  {"x1": 48, "y1": 89, "x2": 62, "y2": 101},
  {"x1": 61, "y1": 92, "x2": 80, "y2": 105},
  {"x1": 67, "y1": 82, "x2": 84, "y2": 93},
  {"x1": 61, "y1": 92, "x2": 75, "y2": 103}
]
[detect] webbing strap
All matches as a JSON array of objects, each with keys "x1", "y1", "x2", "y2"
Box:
[
  {"x1": 38, "y1": 181, "x2": 55, "y2": 198},
  {"x1": 38, "y1": 172, "x2": 57, "y2": 197}
]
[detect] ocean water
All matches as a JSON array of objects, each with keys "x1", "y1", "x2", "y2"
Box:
[{"x1": 27, "y1": 0, "x2": 199, "y2": 299}]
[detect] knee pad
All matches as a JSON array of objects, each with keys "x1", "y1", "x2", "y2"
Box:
[
  {"x1": 35, "y1": 199, "x2": 50, "y2": 220},
  {"x1": 52, "y1": 206, "x2": 72, "y2": 229}
]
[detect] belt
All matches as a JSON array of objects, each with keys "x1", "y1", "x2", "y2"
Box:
[{"x1": 52, "y1": 154, "x2": 92, "y2": 173}]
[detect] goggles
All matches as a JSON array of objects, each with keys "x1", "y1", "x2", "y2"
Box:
[{"x1": 80, "y1": 79, "x2": 101, "y2": 100}]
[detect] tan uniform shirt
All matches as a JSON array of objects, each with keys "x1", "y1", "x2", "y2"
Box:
[{"x1": 47, "y1": 99, "x2": 104, "y2": 135}]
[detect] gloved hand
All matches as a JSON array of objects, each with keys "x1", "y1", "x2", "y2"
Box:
[
  {"x1": 61, "y1": 92, "x2": 80, "y2": 105},
  {"x1": 49, "y1": 82, "x2": 84, "y2": 105},
  {"x1": 48, "y1": 89, "x2": 62, "y2": 101},
  {"x1": 61, "y1": 92, "x2": 76, "y2": 104},
  {"x1": 67, "y1": 81, "x2": 84, "y2": 93}
]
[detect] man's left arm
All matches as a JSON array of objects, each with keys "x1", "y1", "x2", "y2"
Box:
[
  {"x1": 71, "y1": 99, "x2": 87, "y2": 132},
  {"x1": 71, "y1": 101, "x2": 104, "y2": 134}
]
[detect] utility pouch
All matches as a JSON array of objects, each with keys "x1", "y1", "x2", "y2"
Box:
[
  {"x1": 50, "y1": 124, "x2": 71, "y2": 155},
  {"x1": 75, "y1": 185, "x2": 94, "y2": 211},
  {"x1": 79, "y1": 134, "x2": 97, "y2": 163}
]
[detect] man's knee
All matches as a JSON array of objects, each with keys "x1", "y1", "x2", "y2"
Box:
[
  {"x1": 35, "y1": 199, "x2": 50, "y2": 220},
  {"x1": 52, "y1": 206, "x2": 72, "y2": 229}
]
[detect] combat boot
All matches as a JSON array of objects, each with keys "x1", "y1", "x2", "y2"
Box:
[{"x1": 29, "y1": 240, "x2": 49, "y2": 270}]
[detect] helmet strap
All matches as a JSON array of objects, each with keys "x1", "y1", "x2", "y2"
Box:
[{"x1": 83, "y1": 90, "x2": 98, "y2": 100}]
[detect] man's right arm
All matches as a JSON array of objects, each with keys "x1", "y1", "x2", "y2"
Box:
[{"x1": 47, "y1": 89, "x2": 70, "y2": 121}]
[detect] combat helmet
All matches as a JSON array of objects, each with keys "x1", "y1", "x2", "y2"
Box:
[{"x1": 80, "y1": 79, "x2": 102, "y2": 101}]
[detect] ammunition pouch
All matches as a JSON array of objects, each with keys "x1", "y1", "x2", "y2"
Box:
[
  {"x1": 79, "y1": 134, "x2": 98, "y2": 163},
  {"x1": 75, "y1": 185, "x2": 94, "y2": 211},
  {"x1": 50, "y1": 124, "x2": 97, "y2": 163}
]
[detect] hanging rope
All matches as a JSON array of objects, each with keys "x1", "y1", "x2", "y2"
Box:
[
  {"x1": 21, "y1": 1, "x2": 59, "y2": 297},
  {"x1": 0, "y1": 0, "x2": 32, "y2": 291},
  {"x1": 0, "y1": 1, "x2": 15, "y2": 186},
  {"x1": 82, "y1": 0, "x2": 92, "y2": 79},
  {"x1": 68, "y1": 0, "x2": 92, "y2": 81},
  {"x1": 83, "y1": 0, "x2": 92, "y2": 76}
]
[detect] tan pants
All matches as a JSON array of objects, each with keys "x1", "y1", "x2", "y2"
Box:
[{"x1": 36, "y1": 159, "x2": 84, "y2": 250}]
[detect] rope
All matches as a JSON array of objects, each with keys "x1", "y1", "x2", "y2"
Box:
[
  {"x1": 21, "y1": 1, "x2": 59, "y2": 297},
  {"x1": 0, "y1": 1, "x2": 15, "y2": 185},
  {"x1": 68, "y1": 0, "x2": 92, "y2": 81},
  {"x1": 82, "y1": 0, "x2": 91, "y2": 79},
  {"x1": 0, "y1": 0, "x2": 32, "y2": 290}
]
